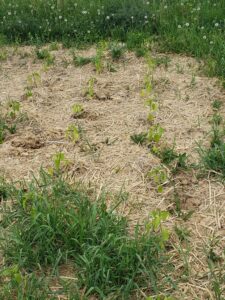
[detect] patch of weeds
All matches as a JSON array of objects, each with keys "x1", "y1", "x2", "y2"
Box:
[
  {"x1": 159, "y1": 146, "x2": 189, "y2": 173},
  {"x1": 171, "y1": 153, "x2": 188, "y2": 174},
  {"x1": 106, "y1": 62, "x2": 117, "y2": 72},
  {"x1": 155, "y1": 56, "x2": 171, "y2": 69},
  {"x1": 135, "y1": 47, "x2": 147, "y2": 58},
  {"x1": 175, "y1": 241, "x2": 191, "y2": 279},
  {"x1": 109, "y1": 42, "x2": 125, "y2": 61},
  {"x1": 72, "y1": 104, "x2": 84, "y2": 118},
  {"x1": 65, "y1": 124, "x2": 80, "y2": 144},
  {"x1": 212, "y1": 114, "x2": 223, "y2": 126},
  {"x1": 73, "y1": 54, "x2": 92, "y2": 67},
  {"x1": 0, "y1": 171, "x2": 173, "y2": 298},
  {"x1": 174, "y1": 225, "x2": 191, "y2": 242},
  {"x1": 49, "y1": 42, "x2": 60, "y2": 51},
  {"x1": 198, "y1": 120, "x2": 225, "y2": 177},
  {"x1": 0, "y1": 49, "x2": 7, "y2": 61},
  {"x1": 146, "y1": 297, "x2": 175, "y2": 300},
  {"x1": 148, "y1": 165, "x2": 168, "y2": 193},
  {"x1": 175, "y1": 63, "x2": 184, "y2": 74},
  {"x1": 0, "y1": 185, "x2": 8, "y2": 201},
  {"x1": 206, "y1": 238, "x2": 225, "y2": 300},
  {"x1": 190, "y1": 73, "x2": 196, "y2": 88},
  {"x1": 24, "y1": 87, "x2": 33, "y2": 98},
  {"x1": 210, "y1": 124, "x2": 224, "y2": 148},
  {"x1": 36, "y1": 48, "x2": 55, "y2": 65},
  {"x1": 212, "y1": 99, "x2": 223, "y2": 111},
  {"x1": 170, "y1": 191, "x2": 194, "y2": 221},
  {"x1": 126, "y1": 31, "x2": 147, "y2": 51},
  {"x1": 159, "y1": 146, "x2": 178, "y2": 165},
  {"x1": 0, "y1": 269, "x2": 51, "y2": 300},
  {"x1": 199, "y1": 143, "x2": 225, "y2": 177},
  {"x1": 130, "y1": 132, "x2": 147, "y2": 145}
]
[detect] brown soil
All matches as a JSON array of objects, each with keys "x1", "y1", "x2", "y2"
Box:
[{"x1": 0, "y1": 45, "x2": 224, "y2": 299}]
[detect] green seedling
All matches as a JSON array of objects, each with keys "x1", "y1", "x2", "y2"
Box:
[
  {"x1": 147, "y1": 124, "x2": 164, "y2": 144},
  {"x1": 130, "y1": 132, "x2": 147, "y2": 145},
  {"x1": 142, "y1": 75, "x2": 153, "y2": 95},
  {"x1": 7, "y1": 100, "x2": 20, "y2": 119},
  {"x1": 0, "y1": 101, "x2": 24, "y2": 143},
  {"x1": 148, "y1": 165, "x2": 168, "y2": 193},
  {"x1": 0, "y1": 265, "x2": 23, "y2": 285},
  {"x1": 146, "y1": 98, "x2": 158, "y2": 122},
  {"x1": 27, "y1": 72, "x2": 41, "y2": 88},
  {"x1": 25, "y1": 87, "x2": 33, "y2": 98},
  {"x1": 145, "y1": 210, "x2": 170, "y2": 248},
  {"x1": 48, "y1": 152, "x2": 69, "y2": 176},
  {"x1": 65, "y1": 124, "x2": 80, "y2": 143},
  {"x1": 72, "y1": 103, "x2": 84, "y2": 118},
  {"x1": 85, "y1": 77, "x2": 96, "y2": 100}
]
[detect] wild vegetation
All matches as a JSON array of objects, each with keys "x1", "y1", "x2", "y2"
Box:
[
  {"x1": 0, "y1": 0, "x2": 225, "y2": 80},
  {"x1": 0, "y1": 1, "x2": 225, "y2": 299}
]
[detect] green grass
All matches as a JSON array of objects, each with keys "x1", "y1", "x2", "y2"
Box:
[
  {"x1": 198, "y1": 120, "x2": 225, "y2": 178},
  {"x1": 73, "y1": 55, "x2": 93, "y2": 67},
  {"x1": 130, "y1": 132, "x2": 147, "y2": 145},
  {"x1": 35, "y1": 48, "x2": 55, "y2": 65},
  {"x1": 0, "y1": 170, "x2": 173, "y2": 299},
  {"x1": 0, "y1": 1, "x2": 225, "y2": 78}
]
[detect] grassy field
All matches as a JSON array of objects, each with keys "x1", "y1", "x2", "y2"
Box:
[
  {"x1": 0, "y1": 1, "x2": 225, "y2": 299},
  {"x1": 0, "y1": 0, "x2": 225, "y2": 79}
]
